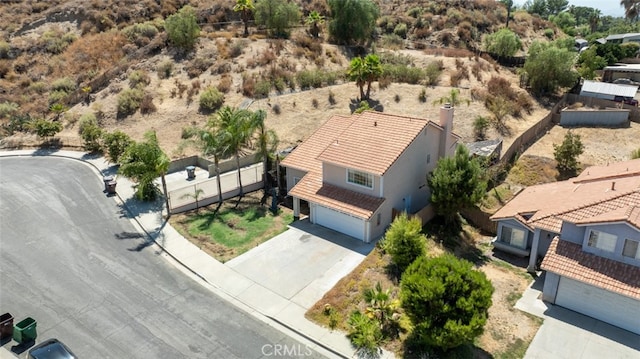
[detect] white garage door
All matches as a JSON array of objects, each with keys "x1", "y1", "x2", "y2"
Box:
[
  {"x1": 556, "y1": 276, "x2": 640, "y2": 334},
  {"x1": 314, "y1": 205, "x2": 365, "y2": 241}
]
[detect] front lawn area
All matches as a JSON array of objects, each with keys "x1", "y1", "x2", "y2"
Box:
[
  {"x1": 306, "y1": 220, "x2": 542, "y2": 358},
  {"x1": 170, "y1": 192, "x2": 294, "y2": 262}
]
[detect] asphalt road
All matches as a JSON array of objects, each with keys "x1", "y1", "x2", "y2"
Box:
[{"x1": 0, "y1": 156, "x2": 324, "y2": 358}]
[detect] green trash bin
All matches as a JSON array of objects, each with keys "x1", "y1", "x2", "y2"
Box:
[{"x1": 13, "y1": 317, "x2": 37, "y2": 344}]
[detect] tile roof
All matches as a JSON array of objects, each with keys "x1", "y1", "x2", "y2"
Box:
[
  {"x1": 491, "y1": 159, "x2": 640, "y2": 231},
  {"x1": 541, "y1": 237, "x2": 640, "y2": 300},
  {"x1": 317, "y1": 112, "x2": 432, "y2": 176},
  {"x1": 288, "y1": 172, "x2": 385, "y2": 220},
  {"x1": 280, "y1": 115, "x2": 356, "y2": 173}
]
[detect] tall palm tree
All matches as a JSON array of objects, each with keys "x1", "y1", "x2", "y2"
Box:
[
  {"x1": 234, "y1": 0, "x2": 255, "y2": 36},
  {"x1": 432, "y1": 88, "x2": 470, "y2": 107},
  {"x1": 216, "y1": 106, "x2": 254, "y2": 198},
  {"x1": 347, "y1": 54, "x2": 383, "y2": 100},
  {"x1": 305, "y1": 10, "x2": 325, "y2": 38},
  {"x1": 251, "y1": 109, "x2": 279, "y2": 192},
  {"x1": 588, "y1": 9, "x2": 601, "y2": 34},
  {"x1": 621, "y1": 0, "x2": 640, "y2": 22}
]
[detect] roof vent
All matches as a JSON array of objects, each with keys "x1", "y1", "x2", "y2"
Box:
[
  {"x1": 444, "y1": 103, "x2": 452, "y2": 109},
  {"x1": 374, "y1": 121, "x2": 377, "y2": 127}
]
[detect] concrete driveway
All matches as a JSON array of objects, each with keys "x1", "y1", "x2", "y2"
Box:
[
  {"x1": 226, "y1": 219, "x2": 375, "y2": 310},
  {"x1": 518, "y1": 274, "x2": 640, "y2": 359}
]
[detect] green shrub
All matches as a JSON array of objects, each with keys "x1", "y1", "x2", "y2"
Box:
[
  {"x1": 31, "y1": 119, "x2": 62, "y2": 138},
  {"x1": 128, "y1": 70, "x2": 151, "y2": 88},
  {"x1": 157, "y1": 60, "x2": 174, "y2": 79},
  {"x1": 28, "y1": 81, "x2": 47, "y2": 94},
  {"x1": 631, "y1": 148, "x2": 640, "y2": 159},
  {"x1": 0, "y1": 41, "x2": 10, "y2": 59},
  {"x1": 165, "y1": 5, "x2": 200, "y2": 50},
  {"x1": 383, "y1": 213, "x2": 426, "y2": 274},
  {"x1": 383, "y1": 64, "x2": 424, "y2": 84},
  {"x1": 393, "y1": 23, "x2": 408, "y2": 38},
  {"x1": 102, "y1": 130, "x2": 133, "y2": 163},
  {"x1": 3, "y1": 113, "x2": 32, "y2": 135},
  {"x1": 122, "y1": 21, "x2": 159, "y2": 45},
  {"x1": 254, "y1": 80, "x2": 271, "y2": 99},
  {"x1": 0, "y1": 102, "x2": 19, "y2": 118},
  {"x1": 41, "y1": 30, "x2": 76, "y2": 54},
  {"x1": 48, "y1": 90, "x2": 69, "y2": 105},
  {"x1": 296, "y1": 70, "x2": 323, "y2": 90},
  {"x1": 544, "y1": 28, "x2": 554, "y2": 39},
  {"x1": 473, "y1": 116, "x2": 490, "y2": 141},
  {"x1": 355, "y1": 100, "x2": 371, "y2": 114},
  {"x1": 379, "y1": 33, "x2": 404, "y2": 49},
  {"x1": 347, "y1": 311, "x2": 383, "y2": 358},
  {"x1": 51, "y1": 77, "x2": 76, "y2": 93},
  {"x1": 424, "y1": 62, "x2": 442, "y2": 86},
  {"x1": 79, "y1": 113, "x2": 103, "y2": 152},
  {"x1": 418, "y1": 88, "x2": 427, "y2": 102},
  {"x1": 199, "y1": 87, "x2": 224, "y2": 112},
  {"x1": 117, "y1": 88, "x2": 145, "y2": 116}
]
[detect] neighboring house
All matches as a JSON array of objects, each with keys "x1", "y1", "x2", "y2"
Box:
[
  {"x1": 465, "y1": 139, "x2": 502, "y2": 165},
  {"x1": 491, "y1": 159, "x2": 640, "y2": 334},
  {"x1": 603, "y1": 63, "x2": 640, "y2": 83},
  {"x1": 579, "y1": 80, "x2": 638, "y2": 101},
  {"x1": 605, "y1": 32, "x2": 640, "y2": 44},
  {"x1": 281, "y1": 106, "x2": 461, "y2": 242},
  {"x1": 574, "y1": 38, "x2": 588, "y2": 52}
]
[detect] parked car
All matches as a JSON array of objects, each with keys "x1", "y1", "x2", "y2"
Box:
[
  {"x1": 28, "y1": 339, "x2": 76, "y2": 359},
  {"x1": 613, "y1": 95, "x2": 639, "y2": 106},
  {"x1": 612, "y1": 78, "x2": 639, "y2": 86}
]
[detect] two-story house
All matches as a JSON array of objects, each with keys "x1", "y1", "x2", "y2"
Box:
[
  {"x1": 491, "y1": 159, "x2": 640, "y2": 334},
  {"x1": 280, "y1": 105, "x2": 460, "y2": 242}
]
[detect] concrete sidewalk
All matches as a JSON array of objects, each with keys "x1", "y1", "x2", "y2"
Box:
[{"x1": 0, "y1": 150, "x2": 390, "y2": 359}]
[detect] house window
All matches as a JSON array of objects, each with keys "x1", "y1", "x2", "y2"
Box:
[
  {"x1": 293, "y1": 177, "x2": 301, "y2": 185},
  {"x1": 622, "y1": 238, "x2": 640, "y2": 259},
  {"x1": 347, "y1": 169, "x2": 373, "y2": 188},
  {"x1": 500, "y1": 226, "x2": 527, "y2": 249},
  {"x1": 587, "y1": 230, "x2": 617, "y2": 253}
]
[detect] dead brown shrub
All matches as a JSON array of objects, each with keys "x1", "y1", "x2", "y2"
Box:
[
  {"x1": 242, "y1": 75, "x2": 255, "y2": 97},
  {"x1": 140, "y1": 93, "x2": 156, "y2": 114},
  {"x1": 487, "y1": 76, "x2": 516, "y2": 100},
  {"x1": 217, "y1": 74, "x2": 232, "y2": 93}
]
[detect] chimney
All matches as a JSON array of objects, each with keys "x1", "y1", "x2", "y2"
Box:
[
  {"x1": 611, "y1": 181, "x2": 616, "y2": 191},
  {"x1": 438, "y1": 103, "x2": 454, "y2": 159}
]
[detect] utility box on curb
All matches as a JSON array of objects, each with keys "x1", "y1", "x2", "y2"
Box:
[
  {"x1": 13, "y1": 317, "x2": 37, "y2": 344},
  {"x1": 0, "y1": 313, "x2": 13, "y2": 340}
]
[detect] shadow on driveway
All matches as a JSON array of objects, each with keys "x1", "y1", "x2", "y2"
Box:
[{"x1": 289, "y1": 219, "x2": 375, "y2": 256}]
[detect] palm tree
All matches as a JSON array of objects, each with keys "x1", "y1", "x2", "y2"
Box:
[
  {"x1": 621, "y1": 0, "x2": 640, "y2": 21},
  {"x1": 216, "y1": 106, "x2": 254, "y2": 198},
  {"x1": 305, "y1": 10, "x2": 325, "y2": 38},
  {"x1": 119, "y1": 131, "x2": 170, "y2": 211},
  {"x1": 250, "y1": 109, "x2": 279, "y2": 194},
  {"x1": 234, "y1": 0, "x2": 255, "y2": 36},
  {"x1": 588, "y1": 9, "x2": 601, "y2": 34},
  {"x1": 347, "y1": 54, "x2": 383, "y2": 100},
  {"x1": 49, "y1": 103, "x2": 68, "y2": 121}
]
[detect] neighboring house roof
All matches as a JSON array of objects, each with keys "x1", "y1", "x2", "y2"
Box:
[
  {"x1": 280, "y1": 115, "x2": 356, "y2": 173},
  {"x1": 603, "y1": 63, "x2": 640, "y2": 73},
  {"x1": 289, "y1": 172, "x2": 385, "y2": 220},
  {"x1": 317, "y1": 111, "x2": 459, "y2": 176},
  {"x1": 605, "y1": 33, "x2": 640, "y2": 41},
  {"x1": 575, "y1": 39, "x2": 588, "y2": 45},
  {"x1": 542, "y1": 237, "x2": 640, "y2": 300},
  {"x1": 580, "y1": 80, "x2": 638, "y2": 98},
  {"x1": 491, "y1": 159, "x2": 640, "y2": 232}
]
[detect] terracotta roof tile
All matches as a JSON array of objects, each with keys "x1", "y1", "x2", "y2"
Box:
[
  {"x1": 318, "y1": 112, "x2": 439, "y2": 176},
  {"x1": 574, "y1": 159, "x2": 640, "y2": 183},
  {"x1": 542, "y1": 237, "x2": 640, "y2": 300},
  {"x1": 289, "y1": 172, "x2": 385, "y2": 220},
  {"x1": 280, "y1": 115, "x2": 356, "y2": 173}
]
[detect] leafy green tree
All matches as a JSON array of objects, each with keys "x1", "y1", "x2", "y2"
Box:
[
  {"x1": 523, "y1": 40, "x2": 578, "y2": 95},
  {"x1": 546, "y1": 0, "x2": 569, "y2": 16},
  {"x1": 383, "y1": 213, "x2": 426, "y2": 273},
  {"x1": 400, "y1": 254, "x2": 494, "y2": 351},
  {"x1": 524, "y1": 0, "x2": 548, "y2": 17},
  {"x1": 32, "y1": 119, "x2": 62, "y2": 138},
  {"x1": 550, "y1": 12, "x2": 576, "y2": 36},
  {"x1": 119, "y1": 131, "x2": 170, "y2": 207},
  {"x1": 347, "y1": 310, "x2": 383, "y2": 358},
  {"x1": 577, "y1": 47, "x2": 607, "y2": 80},
  {"x1": 328, "y1": 0, "x2": 379, "y2": 45},
  {"x1": 216, "y1": 106, "x2": 255, "y2": 198},
  {"x1": 553, "y1": 131, "x2": 584, "y2": 174},
  {"x1": 255, "y1": 0, "x2": 300, "y2": 38},
  {"x1": 78, "y1": 114, "x2": 103, "y2": 153},
  {"x1": 102, "y1": 130, "x2": 133, "y2": 163},
  {"x1": 347, "y1": 54, "x2": 383, "y2": 100},
  {"x1": 165, "y1": 5, "x2": 200, "y2": 51},
  {"x1": 427, "y1": 145, "x2": 486, "y2": 223},
  {"x1": 483, "y1": 28, "x2": 521, "y2": 57},
  {"x1": 234, "y1": 0, "x2": 255, "y2": 37},
  {"x1": 306, "y1": 10, "x2": 325, "y2": 38}
]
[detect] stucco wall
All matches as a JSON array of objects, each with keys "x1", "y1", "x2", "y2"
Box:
[
  {"x1": 542, "y1": 272, "x2": 560, "y2": 303},
  {"x1": 560, "y1": 223, "x2": 586, "y2": 244},
  {"x1": 496, "y1": 219, "x2": 534, "y2": 249},
  {"x1": 285, "y1": 167, "x2": 307, "y2": 193},
  {"x1": 321, "y1": 163, "x2": 381, "y2": 196},
  {"x1": 581, "y1": 223, "x2": 640, "y2": 266}
]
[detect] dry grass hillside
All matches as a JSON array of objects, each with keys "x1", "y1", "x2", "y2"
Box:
[{"x1": 0, "y1": 0, "x2": 562, "y2": 158}]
